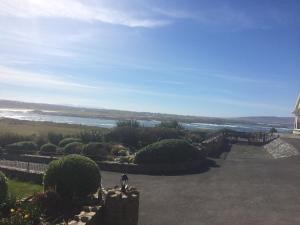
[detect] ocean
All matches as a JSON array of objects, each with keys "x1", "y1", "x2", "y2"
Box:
[{"x1": 0, "y1": 108, "x2": 293, "y2": 133}]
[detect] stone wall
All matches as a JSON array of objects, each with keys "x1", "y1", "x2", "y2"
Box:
[
  {"x1": 97, "y1": 159, "x2": 206, "y2": 175},
  {"x1": 71, "y1": 186, "x2": 139, "y2": 225},
  {"x1": 0, "y1": 167, "x2": 43, "y2": 184}
]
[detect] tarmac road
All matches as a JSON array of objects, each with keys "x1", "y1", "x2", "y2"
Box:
[{"x1": 101, "y1": 143, "x2": 300, "y2": 225}]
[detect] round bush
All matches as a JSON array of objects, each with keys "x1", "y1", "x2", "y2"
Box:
[
  {"x1": 63, "y1": 142, "x2": 83, "y2": 155},
  {"x1": 5, "y1": 141, "x2": 37, "y2": 154},
  {"x1": 0, "y1": 171, "x2": 8, "y2": 203},
  {"x1": 134, "y1": 139, "x2": 204, "y2": 164},
  {"x1": 58, "y1": 138, "x2": 81, "y2": 147},
  {"x1": 82, "y1": 142, "x2": 110, "y2": 158},
  {"x1": 40, "y1": 143, "x2": 57, "y2": 155},
  {"x1": 44, "y1": 154, "x2": 101, "y2": 199}
]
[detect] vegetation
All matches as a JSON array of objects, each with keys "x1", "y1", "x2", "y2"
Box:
[
  {"x1": 270, "y1": 127, "x2": 277, "y2": 133},
  {"x1": 63, "y1": 142, "x2": 83, "y2": 155},
  {"x1": 39, "y1": 143, "x2": 57, "y2": 155},
  {"x1": 44, "y1": 154, "x2": 101, "y2": 199},
  {"x1": 156, "y1": 120, "x2": 183, "y2": 129},
  {"x1": 79, "y1": 129, "x2": 104, "y2": 143},
  {"x1": 82, "y1": 142, "x2": 110, "y2": 159},
  {"x1": 47, "y1": 132, "x2": 63, "y2": 146},
  {"x1": 134, "y1": 139, "x2": 203, "y2": 164},
  {"x1": 58, "y1": 138, "x2": 81, "y2": 147},
  {"x1": 116, "y1": 120, "x2": 141, "y2": 128},
  {"x1": 7, "y1": 179, "x2": 42, "y2": 200},
  {"x1": 0, "y1": 172, "x2": 8, "y2": 203},
  {"x1": 5, "y1": 141, "x2": 38, "y2": 154}
]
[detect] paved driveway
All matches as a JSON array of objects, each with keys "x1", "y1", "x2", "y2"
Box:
[{"x1": 101, "y1": 143, "x2": 300, "y2": 225}]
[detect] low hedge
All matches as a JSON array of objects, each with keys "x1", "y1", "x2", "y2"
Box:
[
  {"x1": 134, "y1": 139, "x2": 204, "y2": 164},
  {"x1": 82, "y1": 142, "x2": 110, "y2": 159},
  {"x1": 5, "y1": 141, "x2": 38, "y2": 154},
  {"x1": 40, "y1": 143, "x2": 57, "y2": 155},
  {"x1": 58, "y1": 138, "x2": 81, "y2": 147},
  {"x1": 44, "y1": 154, "x2": 101, "y2": 199},
  {"x1": 63, "y1": 142, "x2": 83, "y2": 155},
  {"x1": 0, "y1": 171, "x2": 8, "y2": 203}
]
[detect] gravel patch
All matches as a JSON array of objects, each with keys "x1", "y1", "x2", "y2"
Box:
[{"x1": 264, "y1": 138, "x2": 299, "y2": 159}]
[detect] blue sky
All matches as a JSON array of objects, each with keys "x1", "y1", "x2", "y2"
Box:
[{"x1": 0, "y1": 0, "x2": 299, "y2": 117}]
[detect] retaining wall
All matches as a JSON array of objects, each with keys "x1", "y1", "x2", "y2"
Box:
[{"x1": 0, "y1": 167, "x2": 43, "y2": 184}]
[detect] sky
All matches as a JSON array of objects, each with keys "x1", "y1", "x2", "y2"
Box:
[{"x1": 0, "y1": 0, "x2": 299, "y2": 117}]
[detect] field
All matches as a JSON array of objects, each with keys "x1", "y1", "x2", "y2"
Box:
[
  {"x1": 0, "y1": 118, "x2": 108, "y2": 137},
  {"x1": 7, "y1": 179, "x2": 43, "y2": 199}
]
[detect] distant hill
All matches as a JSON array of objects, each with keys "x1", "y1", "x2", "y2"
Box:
[{"x1": 0, "y1": 99, "x2": 294, "y2": 128}]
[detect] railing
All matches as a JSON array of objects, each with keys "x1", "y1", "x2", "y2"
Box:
[{"x1": 0, "y1": 159, "x2": 48, "y2": 173}]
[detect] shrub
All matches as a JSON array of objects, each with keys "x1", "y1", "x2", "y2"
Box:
[
  {"x1": 105, "y1": 127, "x2": 140, "y2": 148},
  {"x1": 40, "y1": 143, "x2": 57, "y2": 155},
  {"x1": 58, "y1": 138, "x2": 81, "y2": 147},
  {"x1": 80, "y1": 130, "x2": 104, "y2": 144},
  {"x1": 156, "y1": 120, "x2": 183, "y2": 129},
  {"x1": 139, "y1": 127, "x2": 183, "y2": 147},
  {"x1": 0, "y1": 133, "x2": 30, "y2": 147},
  {"x1": 63, "y1": 142, "x2": 83, "y2": 155},
  {"x1": 5, "y1": 141, "x2": 37, "y2": 154},
  {"x1": 134, "y1": 139, "x2": 204, "y2": 164},
  {"x1": 82, "y1": 142, "x2": 110, "y2": 159},
  {"x1": 32, "y1": 191, "x2": 63, "y2": 218},
  {"x1": 47, "y1": 132, "x2": 63, "y2": 145},
  {"x1": 44, "y1": 154, "x2": 101, "y2": 199},
  {"x1": 116, "y1": 120, "x2": 141, "y2": 128},
  {"x1": 0, "y1": 172, "x2": 8, "y2": 203}
]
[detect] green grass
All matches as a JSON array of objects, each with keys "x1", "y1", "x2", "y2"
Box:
[{"x1": 7, "y1": 179, "x2": 43, "y2": 199}]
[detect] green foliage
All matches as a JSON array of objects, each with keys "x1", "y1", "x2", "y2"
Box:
[
  {"x1": 63, "y1": 142, "x2": 83, "y2": 155},
  {"x1": 82, "y1": 142, "x2": 110, "y2": 159},
  {"x1": 79, "y1": 130, "x2": 104, "y2": 143},
  {"x1": 0, "y1": 133, "x2": 30, "y2": 147},
  {"x1": 106, "y1": 126, "x2": 183, "y2": 149},
  {"x1": 185, "y1": 131, "x2": 205, "y2": 143},
  {"x1": 47, "y1": 132, "x2": 63, "y2": 145},
  {"x1": 116, "y1": 120, "x2": 141, "y2": 128},
  {"x1": 134, "y1": 139, "x2": 203, "y2": 164},
  {"x1": 0, "y1": 201, "x2": 41, "y2": 225},
  {"x1": 156, "y1": 120, "x2": 183, "y2": 129},
  {"x1": 5, "y1": 141, "x2": 37, "y2": 154},
  {"x1": 139, "y1": 127, "x2": 183, "y2": 147},
  {"x1": 7, "y1": 179, "x2": 42, "y2": 200},
  {"x1": 270, "y1": 127, "x2": 277, "y2": 133},
  {"x1": 106, "y1": 127, "x2": 140, "y2": 148},
  {"x1": 44, "y1": 154, "x2": 101, "y2": 199},
  {"x1": 58, "y1": 138, "x2": 81, "y2": 147},
  {"x1": 32, "y1": 191, "x2": 62, "y2": 218},
  {"x1": 0, "y1": 172, "x2": 8, "y2": 203},
  {"x1": 40, "y1": 143, "x2": 57, "y2": 155}
]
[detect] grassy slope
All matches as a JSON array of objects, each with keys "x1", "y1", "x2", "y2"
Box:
[
  {"x1": 0, "y1": 118, "x2": 109, "y2": 137},
  {"x1": 7, "y1": 179, "x2": 43, "y2": 199}
]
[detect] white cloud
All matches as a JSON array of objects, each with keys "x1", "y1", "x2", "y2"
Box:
[
  {"x1": 0, "y1": 65, "x2": 96, "y2": 90},
  {"x1": 0, "y1": 0, "x2": 170, "y2": 28}
]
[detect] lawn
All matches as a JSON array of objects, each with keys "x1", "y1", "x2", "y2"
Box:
[{"x1": 7, "y1": 179, "x2": 43, "y2": 199}]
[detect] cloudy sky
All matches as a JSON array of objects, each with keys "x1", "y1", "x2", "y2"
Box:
[{"x1": 0, "y1": 0, "x2": 299, "y2": 117}]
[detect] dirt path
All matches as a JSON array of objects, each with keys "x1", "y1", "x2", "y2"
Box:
[{"x1": 101, "y1": 143, "x2": 300, "y2": 225}]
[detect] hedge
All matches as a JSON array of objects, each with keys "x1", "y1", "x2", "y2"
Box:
[
  {"x1": 44, "y1": 154, "x2": 101, "y2": 199},
  {"x1": 63, "y1": 142, "x2": 83, "y2": 155},
  {"x1": 82, "y1": 142, "x2": 110, "y2": 158},
  {"x1": 134, "y1": 139, "x2": 204, "y2": 164},
  {"x1": 40, "y1": 143, "x2": 57, "y2": 155},
  {"x1": 58, "y1": 138, "x2": 81, "y2": 147},
  {"x1": 5, "y1": 141, "x2": 37, "y2": 154},
  {"x1": 0, "y1": 171, "x2": 8, "y2": 203}
]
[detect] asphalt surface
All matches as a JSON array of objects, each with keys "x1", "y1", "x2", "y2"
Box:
[{"x1": 101, "y1": 142, "x2": 300, "y2": 225}]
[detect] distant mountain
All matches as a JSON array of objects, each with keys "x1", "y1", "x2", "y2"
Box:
[{"x1": 0, "y1": 99, "x2": 294, "y2": 128}]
